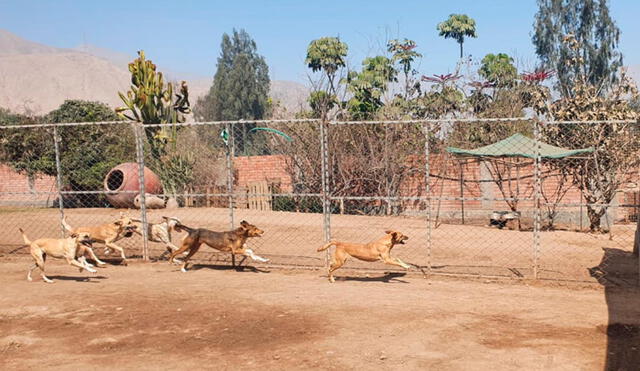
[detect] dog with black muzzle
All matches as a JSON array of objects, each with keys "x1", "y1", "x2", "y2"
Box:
[
  {"x1": 168, "y1": 220, "x2": 268, "y2": 272},
  {"x1": 19, "y1": 228, "x2": 97, "y2": 283},
  {"x1": 62, "y1": 212, "x2": 137, "y2": 265},
  {"x1": 317, "y1": 230, "x2": 411, "y2": 283}
]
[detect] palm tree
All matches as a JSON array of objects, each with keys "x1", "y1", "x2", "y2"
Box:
[{"x1": 437, "y1": 14, "x2": 477, "y2": 59}]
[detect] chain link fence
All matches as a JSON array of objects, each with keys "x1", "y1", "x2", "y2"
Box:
[{"x1": 1, "y1": 118, "x2": 638, "y2": 284}]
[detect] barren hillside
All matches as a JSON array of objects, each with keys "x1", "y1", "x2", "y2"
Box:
[{"x1": 0, "y1": 29, "x2": 308, "y2": 117}]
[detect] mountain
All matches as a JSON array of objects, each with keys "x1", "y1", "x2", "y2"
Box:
[
  {"x1": 0, "y1": 52, "x2": 131, "y2": 114},
  {"x1": 0, "y1": 29, "x2": 308, "y2": 116},
  {"x1": 0, "y1": 29, "x2": 64, "y2": 55}
]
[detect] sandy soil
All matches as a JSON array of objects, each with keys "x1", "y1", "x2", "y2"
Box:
[{"x1": 1, "y1": 257, "x2": 639, "y2": 370}]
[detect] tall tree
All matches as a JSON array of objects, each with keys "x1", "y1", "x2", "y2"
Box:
[
  {"x1": 387, "y1": 39, "x2": 423, "y2": 100},
  {"x1": 195, "y1": 29, "x2": 270, "y2": 153},
  {"x1": 532, "y1": 0, "x2": 623, "y2": 97},
  {"x1": 343, "y1": 56, "x2": 397, "y2": 119},
  {"x1": 305, "y1": 37, "x2": 348, "y2": 119},
  {"x1": 478, "y1": 53, "x2": 518, "y2": 88},
  {"x1": 306, "y1": 37, "x2": 348, "y2": 96},
  {"x1": 437, "y1": 14, "x2": 477, "y2": 59}
]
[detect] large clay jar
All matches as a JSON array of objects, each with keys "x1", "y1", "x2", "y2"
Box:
[{"x1": 104, "y1": 163, "x2": 162, "y2": 208}]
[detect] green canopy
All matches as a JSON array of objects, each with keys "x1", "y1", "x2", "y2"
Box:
[{"x1": 446, "y1": 133, "x2": 594, "y2": 159}]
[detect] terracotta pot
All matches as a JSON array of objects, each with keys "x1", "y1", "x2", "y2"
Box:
[{"x1": 104, "y1": 163, "x2": 162, "y2": 208}]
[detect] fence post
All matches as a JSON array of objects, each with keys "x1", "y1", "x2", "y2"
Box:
[
  {"x1": 52, "y1": 126, "x2": 65, "y2": 238},
  {"x1": 424, "y1": 122, "x2": 432, "y2": 275},
  {"x1": 133, "y1": 124, "x2": 150, "y2": 261},
  {"x1": 320, "y1": 119, "x2": 331, "y2": 267},
  {"x1": 225, "y1": 122, "x2": 236, "y2": 267},
  {"x1": 533, "y1": 119, "x2": 542, "y2": 280}
]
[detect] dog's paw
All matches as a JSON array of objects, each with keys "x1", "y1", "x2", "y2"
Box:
[
  {"x1": 180, "y1": 267, "x2": 188, "y2": 273},
  {"x1": 172, "y1": 259, "x2": 184, "y2": 265},
  {"x1": 87, "y1": 267, "x2": 97, "y2": 273},
  {"x1": 104, "y1": 249, "x2": 111, "y2": 255}
]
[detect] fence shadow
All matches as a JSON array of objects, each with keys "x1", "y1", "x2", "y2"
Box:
[{"x1": 588, "y1": 247, "x2": 640, "y2": 370}]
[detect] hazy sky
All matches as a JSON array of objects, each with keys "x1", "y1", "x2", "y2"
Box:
[{"x1": 1, "y1": 0, "x2": 639, "y2": 83}]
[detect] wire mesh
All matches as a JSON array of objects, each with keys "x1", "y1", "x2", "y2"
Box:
[
  {"x1": 427, "y1": 118, "x2": 538, "y2": 278},
  {"x1": 537, "y1": 120, "x2": 640, "y2": 285},
  {"x1": 0, "y1": 125, "x2": 62, "y2": 257},
  {"x1": 0, "y1": 118, "x2": 638, "y2": 285},
  {"x1": 326, "y1": 121, "x2": 429, "y2": 274}
]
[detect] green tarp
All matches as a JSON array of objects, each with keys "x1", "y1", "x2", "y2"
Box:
[{"x1": 446, "y1": 133, "x2": 594, "y2": 159}]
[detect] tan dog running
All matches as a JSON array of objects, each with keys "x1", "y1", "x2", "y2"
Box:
[
  {"x1": 19, "y1": 228, "x2": 97, "y2": 283},
  {"x1": 62, "y1": 212, "x2": 137, "y2": 265},
  {"x1": 131, "y1": 216, "x2": 183, "y2": 262},
  {"x1": 318, "y1": 230, "x2": 410, "y2": 283},
  {"x1": 168, "y1": 220, "x2": 268, "y2": 272}
]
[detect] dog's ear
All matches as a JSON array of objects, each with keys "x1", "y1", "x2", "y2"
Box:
[
  {"x1": 385, "y1": 230, "x2": 394, "y2": 235},
  {"x1": 240, "y1": 220, "x2": 249, "y2": 227},
  {"x1": 70, "y1": 233, "x2": 78, "y2": 238},
  {"x1": 114, "y1": 220, "x2": 123, "y2": 226},
  {"x1": 161, "y1": 216, "x2": 169, "y2": 220}
]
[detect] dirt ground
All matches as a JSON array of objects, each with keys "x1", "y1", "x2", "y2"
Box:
[
  {"x1": 1, "y1": 207, "x2": 637, "y2": 283},
  {"x1": 1, "y1": 256, "x2": 639, "y2": 370}
]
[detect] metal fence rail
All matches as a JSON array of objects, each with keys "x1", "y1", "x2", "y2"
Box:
[{"x1": 0, "y1": 118, "x2": 638, "y2": 285}]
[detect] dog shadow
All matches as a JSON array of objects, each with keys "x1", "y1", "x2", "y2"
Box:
[
  {"x1": 588, "y1": 247, "x2": 640, "y2": 370},
  {"x1": 46, "y1": 275, "x2": 108, "y2": 283},
  {"x1": 188, "y1": 263, "x2": 270, "y2": 274},
  {"x1": 338, "y1": 272, "x2": 409, "y2": 283}
]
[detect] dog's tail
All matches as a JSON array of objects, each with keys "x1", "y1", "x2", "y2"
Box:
[
  {"x1": 61, "y1": 215, "x2": 74, "y2": 233},
  {"x1": 18, "y1": 228, "x2": 32, "y2": 245},
  {"x1": 317, "y1": 240, "x2": 337, "y2": 252},
  {"x1": 174, "y1": 223, "x2": 195, "y2": 233}
]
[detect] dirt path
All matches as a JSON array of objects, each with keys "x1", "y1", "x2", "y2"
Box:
[{"x1": 1, "y1": 257, "x2": 639, "y2": 370}]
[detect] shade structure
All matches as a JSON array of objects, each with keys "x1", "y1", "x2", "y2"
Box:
[{"x1": 446, "y1": 133, "x2": 594, "y2": 159}]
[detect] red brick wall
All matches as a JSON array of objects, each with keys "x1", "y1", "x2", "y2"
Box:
[
  {"x1": 0, "y1": 164, "x2": 57, "y2": 205},
  {"x1": 233, "y1": 155, "x2": 293, "y2": 192},
  {"x1": 230, "y1": 155, "x2": 635, "y2": 219}
]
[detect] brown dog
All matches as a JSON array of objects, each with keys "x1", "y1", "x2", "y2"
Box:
[
  {"x1": 168, "y1": 220, "x2": 268, "y2": 272},
  {"x1": 317, "y1": 230, "x2": 410, "y2": 282},
  {"x1": 62, "y1": 212, "x2": 137, "y2": 265},
  {"x1": 19, "y1": 228, "x2": 97, "y2": 283}
]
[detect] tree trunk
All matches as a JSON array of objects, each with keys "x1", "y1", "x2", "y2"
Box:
[
  {"x1": 587, "y1": 205, "x2": 607, "y2": 232},
  {"x1": 459, "y1": 42, "x2": 463, "y2": 59}
]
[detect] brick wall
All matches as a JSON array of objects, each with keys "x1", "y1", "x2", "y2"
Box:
[
  {"x1": 233, "y1": 155, "x2": 293, "y2": 192},
  {"x1": 0, "y1": 164, "x2": 57, "y2": 206}
]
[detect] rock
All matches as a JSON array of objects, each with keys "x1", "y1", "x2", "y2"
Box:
[
  {"x1": 133, "y1": 193, "x2": 165, "y2": 209},
  {"x1": 166, "y1": 197, "x2": 179, "y2": 209}
]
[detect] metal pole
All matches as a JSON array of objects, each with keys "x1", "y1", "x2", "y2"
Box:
[
  {"x1": 320, "y1": 119, "x2": 331, "y2": 267},
  {"x1": 459, "y1": 161, "x2": 465, "y2": 225},
  {"x1": 533, "y1": 119, "x2": 541, "y2": 280},
  {"x1": 424, "y1": 122, "x2": 432, "y2": 275},
  {"x1": 225, "y1": 122, "x2": 236, "y2": 267},
  {"x1": 52, "y1": 126, "x2": 65, "y2": 238},
  {"x1": 133, "y1": 124, "x2": 150, "y2": 261}
]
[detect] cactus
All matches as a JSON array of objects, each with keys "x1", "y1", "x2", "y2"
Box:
[
  {"x1": 116, "y1": 50, "x2": 191, "y2": 158},
  {"x1": 117, "y1": 51, "x2": 194, "y2": 199}
]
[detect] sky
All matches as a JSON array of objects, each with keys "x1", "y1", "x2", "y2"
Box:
[{"x1": 1, "y1": 0, "x2": 639, "y2": 83}]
